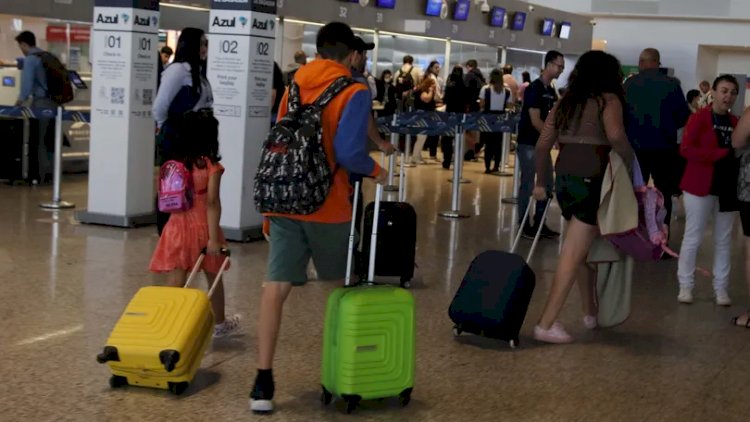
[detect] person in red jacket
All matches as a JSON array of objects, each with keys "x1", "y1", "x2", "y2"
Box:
[{"x1": 677, "y1": 75, "x2": 740, "y2": 306}]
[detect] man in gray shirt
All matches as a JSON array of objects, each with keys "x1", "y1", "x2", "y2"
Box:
[{"x1": 16, "y1": 30, "x2": 56, "y2": 183}]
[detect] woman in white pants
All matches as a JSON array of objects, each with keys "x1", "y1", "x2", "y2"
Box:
[{"x1": 677, "y1": 75, "x2": 740, "y2": 306}]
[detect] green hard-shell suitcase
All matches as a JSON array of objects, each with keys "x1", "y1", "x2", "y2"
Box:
[{"x1": 321, "y1": 182, "x2": 416, "y2": 414}]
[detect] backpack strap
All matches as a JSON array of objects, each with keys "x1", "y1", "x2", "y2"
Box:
[
  {"x1": 288, "y1": 82, "x2": 302, "y2": 113},
  {"x1": 313, "y1": 77, "x2": 354, "y2": 109}
]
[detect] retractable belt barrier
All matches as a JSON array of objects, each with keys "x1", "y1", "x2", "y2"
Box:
[
  {"x1": 0, "y1": 106, "x2": 91, "y2": 123},
  {"x1": 376, "y1": 111, "x2": 519, "y2": 136}
]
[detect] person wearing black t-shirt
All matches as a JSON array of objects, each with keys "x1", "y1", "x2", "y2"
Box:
[{"x1": 517, "y1": 50, "x2": 565, "y2": 239}]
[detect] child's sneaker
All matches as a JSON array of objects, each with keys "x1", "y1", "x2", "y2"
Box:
[
  {"x1": 213, "y1": 314, "x2": 241, "y2": 338},
  {"x1": 250, "y1": 370, "x2": 275, "y2": 415}
]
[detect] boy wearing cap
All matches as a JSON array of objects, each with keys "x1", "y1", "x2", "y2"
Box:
[{"x1": 250, "y1": 22, "x2": 388, "y2": 415}]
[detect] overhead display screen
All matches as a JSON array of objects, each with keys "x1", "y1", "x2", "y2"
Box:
[
  {"x1": 453, "y1": 0, "x2": 470, "y2": 21},
  {"x1": 490, "y1": 7, "x2": 506, "y2": 27},
  {"x1": 511, "y1": 12, "x2": 527, "y2": 30},
  {"x1": 376, "y1": 0, "x2": 396, "y2": 8},
  {"x1": 425, "y1": 0, "x2": 442, "y2": 17}
]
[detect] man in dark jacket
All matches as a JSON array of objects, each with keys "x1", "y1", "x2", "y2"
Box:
[{"x1": 625, "y1": 48, "x2": 691, "y2": 227}]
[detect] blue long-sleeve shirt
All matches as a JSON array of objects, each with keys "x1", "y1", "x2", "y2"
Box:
[
  {"x1": 18, "y1": 47, "x2": 48, "y2": 102},
  {"x1": 333, "y1": 89, "x2": 378, "y2": 177}
]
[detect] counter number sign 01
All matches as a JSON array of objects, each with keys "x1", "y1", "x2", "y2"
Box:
[
  {"x1": 139, "y1": 37, "x2": 151, "y2": 51},
  {"x1": 105, "y1": 35, "x2": 121, "y2": 49}
]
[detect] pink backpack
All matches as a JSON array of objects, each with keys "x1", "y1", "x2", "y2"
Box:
[
  {"x1": 603, "y1": 159, "x2": 672, "y2": 261},
  {"x1": 158, "y1": 160, "x2": 194, "y2": 213}
]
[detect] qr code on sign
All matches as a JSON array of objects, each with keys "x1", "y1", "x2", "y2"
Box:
[
  {"x1": 142, "y1": 89, "x2": 153, "y2": 106},
  {"x1": 111, "y1": 87, "x2": 125, "y2": 105}
]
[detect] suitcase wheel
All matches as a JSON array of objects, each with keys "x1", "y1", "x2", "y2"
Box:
[
  {"x1": 342, "y1": 394, "x2": 361, "y2": 414},
  {"x1": 320, "y1": 386, "x2": 333, "y2": 406},
  {"x1": 399, "y1": 388, "x2": 413, "y2": 407},
  {"x1": 109, "y1": 375, "x2": 127, "y2": 389},
  {"x1": 168, "y1": 381, "x2": 189, "y2": 396},
  {"x1": 399, "y1": 277, "x2": 412, "y2": 289},
  {"x1": 159, "y1": 350, "x2": 181, "y2": 372},
  {"x1": 97, "y1": 346, "x2": 120, "y2": 364},
  {"x1": 452, "y1": 325, "x2": 462, "y2": 337}
]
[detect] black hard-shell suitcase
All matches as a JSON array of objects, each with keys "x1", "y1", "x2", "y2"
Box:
[
  {"x1": 361, "y1": 201, "x2": 417, "y2": 288},
  {"x1": 448, "y1": 199, "x2": 551, "y2": 347},
  {"x1": 448, "y1": 251, "x2": 535, "y2": 348}
]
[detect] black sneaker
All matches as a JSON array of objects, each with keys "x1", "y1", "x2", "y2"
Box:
[
  {"x1": 250, "y1": 371, "x2": 275, "y2": 415},
  {"x1": 540, "y1": 224, "x2": 560, "y2": 239}
]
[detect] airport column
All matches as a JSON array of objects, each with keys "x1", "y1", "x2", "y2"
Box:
[
  {"x1": 207, "y1": 0, "x2": 276, "y2": 241},
  {"x1": 77, "y1": 0, "x2": 160, "y2": 227}
]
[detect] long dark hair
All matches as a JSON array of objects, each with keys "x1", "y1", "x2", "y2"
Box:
[
  {"x1": 447, "y1": 66, "x2": 464, "y2": 88},
  {"x1": 173, "y1": 28, "x2": 206, "y2": 96},
  {"x1": 554, "y1": 50, "x2": 625, "y2": 132},
  {"x1": 172, "y1": 110, "x2": 221, "y2": 169}
]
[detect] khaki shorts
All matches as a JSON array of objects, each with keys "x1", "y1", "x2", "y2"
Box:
[{"x1": 266, "y1": 217, "x2": 350, "y2": 286}]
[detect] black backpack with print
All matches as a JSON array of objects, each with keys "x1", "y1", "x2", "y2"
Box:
[{"x1": 254, "y1": 77, "x2": 353, "y2": 215}]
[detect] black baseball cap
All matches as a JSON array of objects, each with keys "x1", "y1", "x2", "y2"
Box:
[
  {"x1": 352, "y1": 36, "x2": 375, "y2": 52},
  {"x1": 316, "y1": 22, "x2": 357, "y2": 51}
]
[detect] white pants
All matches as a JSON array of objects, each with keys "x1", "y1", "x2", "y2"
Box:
[
  {"x1": 412, "y1": 135, "x2": 427, "y2": 162},
  {"x1": 677, "y1": 192, "x2": 735, "y2": 291}
]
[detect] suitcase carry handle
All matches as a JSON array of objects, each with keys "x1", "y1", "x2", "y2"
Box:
[
  {"x1": 511, "y1": 197, "x2": 552, "y2": 263},
  {"x1": 184, "y1": 247, "x2": 231, "y2": 298}
]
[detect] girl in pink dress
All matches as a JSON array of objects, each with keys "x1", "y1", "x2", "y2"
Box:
[{"x1": 149, "y1": 110, "x2": 240, "y2": 338}]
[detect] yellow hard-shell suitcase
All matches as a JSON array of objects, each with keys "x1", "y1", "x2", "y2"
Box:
[{"x1": 96, "y1": 249, "x2": 230, "y2": 395}]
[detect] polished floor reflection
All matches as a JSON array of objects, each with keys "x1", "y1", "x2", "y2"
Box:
[{"x1": 2, "y1": 157, "x2": 749, "y2": 421}]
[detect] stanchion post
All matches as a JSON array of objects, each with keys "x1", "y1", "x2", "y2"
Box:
[
  {"x1": 501, "y1": 153, "x2": 520, "y2": 205},
  {"x1": 448, "y1": 115, "x2": 470, "y2": 184},
  {"x1": 439, "y1": 115, "x2": 469, "y2": 219},
  {"x1": 40, "y1": 106, "x2": 75, "y2": 210},
  {"x1": 384, "y1": 113, "x2": 398, "y2": 191}
]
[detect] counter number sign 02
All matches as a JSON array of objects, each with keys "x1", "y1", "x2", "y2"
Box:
[
  {"x1": 257, "y1": 42, "x2": 270, "y2": 56},
  {"x1": 220, "y1": 39, "x2": 239, "y2": 54}
]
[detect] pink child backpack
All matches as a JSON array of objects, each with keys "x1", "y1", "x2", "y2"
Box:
[
  {"x1": 158, "y1": 160, "x2": 194, "y2": 213},
  {"x1": 604, "y1": 158, "x2": 672, "y2": 261}
]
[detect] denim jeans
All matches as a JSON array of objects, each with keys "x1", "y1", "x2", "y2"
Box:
[{"x1": 516, "y1": 143, "x2": 553, "y2": 226}]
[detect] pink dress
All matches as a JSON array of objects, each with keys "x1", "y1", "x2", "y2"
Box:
[{"x1": 149, "y1": 160, "x2": 228, "y2": 273}]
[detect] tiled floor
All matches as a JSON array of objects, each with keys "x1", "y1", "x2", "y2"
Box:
[{"x1": 2, "y1": 157, "x2": 749, "y2": 421}]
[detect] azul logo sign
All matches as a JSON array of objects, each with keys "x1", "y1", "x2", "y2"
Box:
[
  {"x1": 239, "y1": 16, "x2": 248, "y2": 27},
  {"x1": 252, "y1": 18, "x2": 274, "y2": 31},
  {"x1": 121, "y1": 13, "x2": 130, "y2": 23},
  {"x1": 134, "y1": 15, "x2": 157, "y2": 27},
  {"x1": 212, "y1": 16, "x2": 237, "y2": 27},
  {"x1": 96, "y1": 13, "x2": 119, "y2": 24}
]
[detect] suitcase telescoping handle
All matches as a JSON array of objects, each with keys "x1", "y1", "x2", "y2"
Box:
[
  {"x1": 511, "y1": 197, "x2": 552, "y2": 263},
  {"x1": 367, "y1": 183, "x2": 383, "y2": 284},
  {"x1": 345, "y1": 181, "x2": 383, "y2": 286},
  {"x1": 184, "y1": 247, "x2": 231, "y2": 298}
]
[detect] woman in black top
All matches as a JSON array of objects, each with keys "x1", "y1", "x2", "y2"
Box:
[
  {"x1": 376, "y1": 70, "x2": 397, "y2": 116},
  {"x1": 440, "y1": 66, "x2": 468, "y2": 169},
  {"x1": 410, "y1": 78, "x2": 437, "y2": 164}
]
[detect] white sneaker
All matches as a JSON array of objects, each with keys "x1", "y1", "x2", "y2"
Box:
[
  {"x1": 677, "y1": 287, "x2": 693, "y2": 304},
  {"x1": 213, "y1": 314, "x2": 241, "y2": 338},
  {"x1": 715, "y1": 290, "x2": 732, "y2": 307}
]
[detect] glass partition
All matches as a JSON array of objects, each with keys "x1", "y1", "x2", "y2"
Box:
[
  {"x1": 449, "y1": 43, "x2": 499, "y2": 79},
  {"x1": 376, "y1": 34, "x2": 446, "y2": 80}
]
